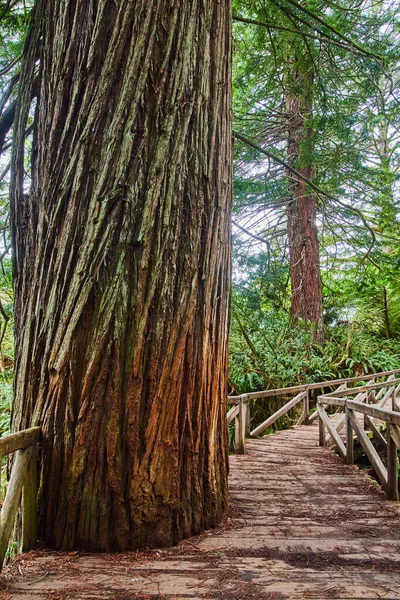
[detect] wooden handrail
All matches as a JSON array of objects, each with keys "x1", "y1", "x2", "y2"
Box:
[
  {"x1": 325, "y1": 379, "x2": 376, "y2": 447},
  {"x1": 0, "y1": 427, "x2": 40, "y2": 569},
  {"x1": 227, "y1": 369, "x2": 400, "y2": 454},
  {"x1": 0, "y1": 427, "x2": 40, "y2": 456},
  {"x1": 250, "y1": 391, "x2": 306, "y2": 438},
  {"x1": 320, "y1": 378, "x2": 400, "y2": 398},
  {"x1": 317, "y1": 389, "x2": 400, "y2": 501},
  {"x1": 318, "y1": 396, "x2": 400, "y2": 426},
  {"x1": 227, "y1": 404, "x2": 240, "y2": 425},
  {"x1": 228, "y1": 368, "x2": 400, "y2": 402}
]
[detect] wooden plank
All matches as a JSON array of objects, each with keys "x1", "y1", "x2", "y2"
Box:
[
  {"x1": 318, "y1": 396, "x2": 346, "y2": 408},
  {"x1": 227, "y1": 405, "x2": 240, "y2": 425},
  {"x1": 324, "y1": 389, "x2": 368, "y2": 442},
  {"x1": 247, "y1": 385, "x2": 307, "y2": 401},
  {"x1": 367, "y1": 378, "x2": 376, "y2": 403},
  {"x1": 22, "y1": 446, "x2": 38, "y2": 551},
  {"x1": 375, "y1": 375, "x2": 395, "y2": 402},
  {"x1": 295, "y1": 390, "x2": 308, "y2": 426},
  {"x1": 390, "y1": 424, "x2": 400, "y2": 451},
  {"x1": 336, "y1": 383, "x2": 349, "y2": 392},
  {"x1": 387, "y1": 422, "x2": 399, "y2": 501},
  {"x1": 317, "y1": 406, "x2": 346, "y2": 460},
  {"x1": 295, "y1": 411, "x2": 305, "y2": 427},
  {"x1": 377, "y1": 386, "x2": 395, "y2": 410},
  {"x1": 0, "y1": 428, "x2": 41, "y2": 456},
  {"x1": 250, "y1": 391, "x2": 306, "y2": 438},
  {"x1": 0, "y1": 446, "x2": 33, "y2": 569},
  {"x1": 346, "y1": 408, "x2": 354, "y2": 465},
  {"x1": 326, "y1": 382, "x2": 374, "y2": 447},
  {"x1": 348, "y1": 411, "x2": 388, "y2": 490},
  {"x1": 334, "y1": 383, "x2": 348, "y2": 414},
  {"x1": 227, "y1": 397, "x2": 241, "y2": 405},
  {"x1": 308, "y1": 409, "x2": 318, "y2": 424},
  {"x1": 365, "y1": 416, "x2": 387, "y2": 450},
  {"x1": 308, "y1": 369, "x2": 396, "y2": 390}
]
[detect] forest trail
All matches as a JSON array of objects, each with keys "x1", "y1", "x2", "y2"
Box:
[{"x1": 3, "y1": 422, "x2": 400, "y2": 600}]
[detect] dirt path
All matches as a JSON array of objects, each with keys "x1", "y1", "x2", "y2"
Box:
[{"x1": 2, "y1": 424, "x2": 400, "y2": 599}]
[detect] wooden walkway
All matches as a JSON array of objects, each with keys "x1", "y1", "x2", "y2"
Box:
[{"x1": 3, "y1": 422, "x2": 400, "y2": 599}]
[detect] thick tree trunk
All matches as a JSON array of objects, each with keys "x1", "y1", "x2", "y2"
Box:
[
  {"x1": 10, "y1": 0, "x2": 232, "y2": 552},
  {"x1": 286, "y1": 67, "x2": 324, "y2": 340}
]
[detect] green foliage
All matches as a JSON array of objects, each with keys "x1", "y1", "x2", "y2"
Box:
[
  {"x1": 230, "y1": 285, "x2": 400, "y2": 396},
  {"x1": 0, "y1": 369, "x2": 12, "y2": 436}
]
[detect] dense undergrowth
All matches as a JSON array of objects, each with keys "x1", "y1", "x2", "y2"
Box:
[
  {"x1": 229, "y1": 309, "x2": 400, "y2": 396},
  {"x1": 0, "y1": 369, "x2": 12, "y2": 436}
]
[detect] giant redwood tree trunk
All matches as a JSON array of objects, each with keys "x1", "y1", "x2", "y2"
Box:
[
  {"x1": 10, "y1": 0, "x2": 232, "y2": 551},
  {"x1": 286, "y1": 66, "x2": 324, "y2": 340}
]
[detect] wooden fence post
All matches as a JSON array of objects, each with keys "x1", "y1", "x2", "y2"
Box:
[
  {"x1": 387, "y1": 421, "x2": 399, "y2": 501},
  {"x1": 22, "y1": 446, "x2": 38, "y2": 551},
  {"x1": 235, "y1": 398, "x2": 246, "y2": 455},
  {"x1": 387, "y1": 392, "x2": 400, "y2": 500},
  {"x1": 346, "y1": 407, "x2": 354, "y2": 465},
  {"x1": 244, "y1": 397, "x2": 251, "y2": 438},
  {"x1": 318, "y1": 402, "x2": 326, "y2": 447},
  {"x1": 364, "y1": 378, "x2": 375, "y2": 429},
  {"x1": 304, "y1": 389, "x2": 310, "y2": 425},
  {"x1": 0, "y1": 447, "x2": 33, "y2": 567},
  {"x1": 369, "y1": 378, "x2": 376, "y2": 403}
]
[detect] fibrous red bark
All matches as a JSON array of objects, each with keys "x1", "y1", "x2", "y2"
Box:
[
  {"x1": 11, "y1": 0, "x2": 232, "y2": 551},
  {"x1": 286, "y1": 67, "x2": 324, "y2": 340}
]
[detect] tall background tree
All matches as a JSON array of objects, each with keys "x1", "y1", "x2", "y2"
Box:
[{"x1": 229, "y1": 0, "x2": 400, "y2": 395}]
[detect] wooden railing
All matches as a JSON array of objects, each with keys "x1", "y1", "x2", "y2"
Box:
[
  {"x1": 318, "y1": 378, "x2": 400, "y2": 501},
  {"x1": 228, "y1": 369, "x2": 400, "y2": 454},
  {"x1": 0, "y1": 427, "x2": 40, "y2": 570}
]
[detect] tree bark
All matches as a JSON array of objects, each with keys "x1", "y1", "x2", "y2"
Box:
[
  {"x1": 10, "y1": 0, "x2": 232, "y2": 552},
  {"x1": 383, "y1": 287, "x2": 391, "y2": 339},
  {"x1": 286, "y1": 66, "x2": 324, "y2": 340}
]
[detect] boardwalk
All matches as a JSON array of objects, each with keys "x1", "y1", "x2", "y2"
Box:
[{"x1": 3, "y1": 422, "x2": 400, "y2": 599}]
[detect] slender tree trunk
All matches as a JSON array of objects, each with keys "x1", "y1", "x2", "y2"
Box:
[
  {"x1": 383, "y1": 287, "x2": 391, "y2": 339},
  {"x1": 286, "y1": 66, "x2": 324, "y2": 340},
  {"x1": 10, "y1": 0, "x2": 232, "y2": 552}
]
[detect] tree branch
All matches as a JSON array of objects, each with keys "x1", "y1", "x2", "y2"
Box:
[
  {"x1": 234, "y1": 130, "x2": 376, "y2": 259},
  {"x1": 280, "y1": 0, "x2": 383, "y2": 62},
  {"x1": 232, "y1": 14, "x2": 376, "y2": 59}
]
